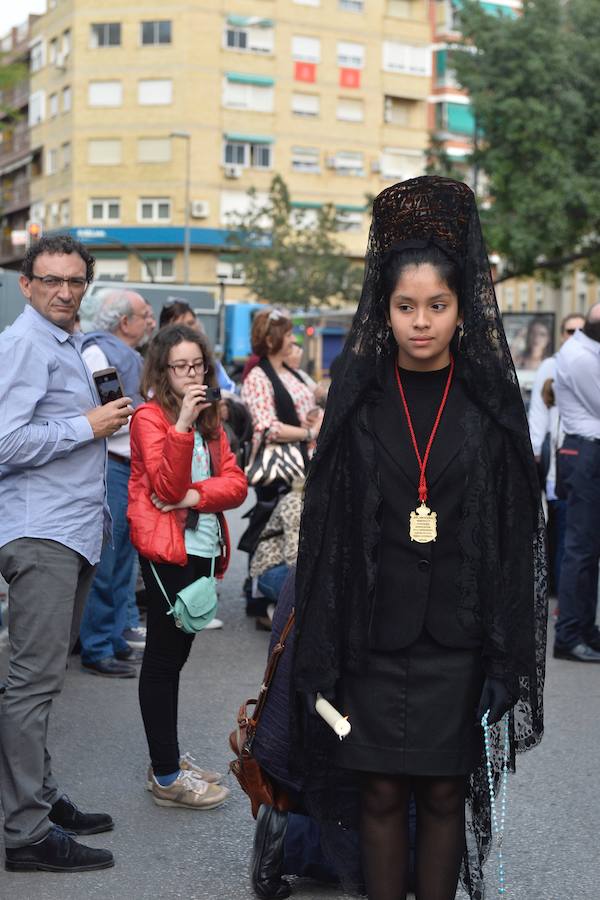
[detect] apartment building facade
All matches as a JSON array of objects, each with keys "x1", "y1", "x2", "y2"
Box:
[{"x1": 23, "y1": 0, "x2": 432, "y2": 296}]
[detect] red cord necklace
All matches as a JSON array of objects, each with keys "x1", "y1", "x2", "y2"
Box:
[{"x1": 394, "y1": 355, "x2": 454, "y2": 543}]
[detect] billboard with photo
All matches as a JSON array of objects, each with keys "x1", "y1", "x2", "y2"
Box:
[{"x1": 502, "y1": 312, "x2": 556, "y2": 395}]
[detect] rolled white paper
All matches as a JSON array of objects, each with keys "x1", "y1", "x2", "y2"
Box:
[{"x1": 315, "y1": 693, "x2": 351, "y2": 740}]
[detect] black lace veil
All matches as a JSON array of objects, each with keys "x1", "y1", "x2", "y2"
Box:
[{"x1": 292, "y1": 176, "x2": 548, "y2": 898}]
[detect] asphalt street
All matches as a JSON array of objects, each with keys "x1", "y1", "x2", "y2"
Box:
[{"x1": 0, "y1": 496, "x2": 599, "y2": 900}]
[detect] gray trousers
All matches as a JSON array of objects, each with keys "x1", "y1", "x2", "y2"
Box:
[{"x1": 0, "y1": 538, "x2": 95, "y2": 848}]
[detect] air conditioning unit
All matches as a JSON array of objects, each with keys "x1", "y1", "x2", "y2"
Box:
[
  {"x1": 190, "y1": 200, "x2": 210, "y2": 219},
  {"x1": 325, "y1": 156, "x2": 337, "y2": 169},
  {"x1": 224, "y1": 164, "x2": 242, "y2": 179},
  {"x1": 371, "y1": 159, "x2": 381, "y2": 173}
]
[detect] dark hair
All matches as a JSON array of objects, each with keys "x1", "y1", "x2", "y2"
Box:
[
  {"x1": 140, "y1": 324, "x2": 220, "y2": 439},
  {"x1": 251, "y1": 309, "x2": 293, "y2": 357},
  {"x1": 524, "y1": 317, "x2": 551, "y2": 355},
  {"x1": 159, "y1": 299, "x2": 194, "y2": 329},
  {"x1": 21, "y1": 235, "x2": 95, "y2": 282},
  {"x1": 381, "y1": 244, "x2": 462, "y2": 310},
  {"x1": 560, "y1": 312, "x2": 584, "y2": 333}
]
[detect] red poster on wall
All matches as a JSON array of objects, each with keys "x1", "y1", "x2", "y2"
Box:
[
  {"x1": 294, "y1": 61, "x2": 317, "y2": 83},
  {"x1": 339, "y1": 67, "x2": 361, "y2": 88}
]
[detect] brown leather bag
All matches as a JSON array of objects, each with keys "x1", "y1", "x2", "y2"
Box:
[{"x1": 228, "y1": 610, "x2": 295, "y2": 819}]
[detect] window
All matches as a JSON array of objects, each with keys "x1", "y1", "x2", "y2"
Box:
[
  {"x1": 291, "y1": 146, "x2": 320, "y2": 173},
  {"x1": 222, "y1": 78, "x2": 274, "y2": 112},
  {"x1": 294, "y1": 0, "x2": 320, "y2": 5},
  {"x1": 62, "y1": 30, "x2": 71, "y2": 56},
  {"x1": 49, "y1": 93, "x2": 58, "y2": 118},
  {"x1": 138, "y1": 197, "x2": 171, "y2": 222},
  {"x1": 224, "y1": 24, "x2": 274, "y2": 54},
  {"x1": 46, "y1": 148, "x2": 58, "y2": 175},
  {"x1": 220, "y1": 190, "x2": 270, "y2": 225},
  {"x1": 89, "y1": 198, "x2": 121, "y2": 222},
  {"x1": 141, "y1": 20, "x2": 172, "y2": 45},
  {"x1": 291, "y1": 92, "x2": 320, "y2": 117},
  {"x1": 216, "y1": 257, "x2": 246, "y2": 283},
  {"x1": 49, "y1": 37, "x2": 58, "y2": 64},
  {"x1": 62, "y1": 86, "x2": 72, "y2": 112},
  {"x1": 94, "y1": 258, "x2": 129, "y2": 280},
  {"x1": 436, "y1": 101, "x2": 475, "y2": 136},
  {"x1": 223, "y1": 140, "x2": 272, "y2": 169},
  {"x1": 337, "y1": 42, "x2": 365, "y2": 69},
  {"x1": 386, "y1": 0, "x2": 414, "y2": 17},
  {"x1": 330, "y1": 151, "x2": 365, "y2": 175},
  {"x1": 90, "y1": 23, "x2": 121, "y2": 47},
  {"x1": 61, "y1": 142, "x2": 71, "y2": 169},
  {"x1": 138, "y1": 79, "x2": 173, "y2": 105},
  {"x1": 142, "y1": 257, "x2": 175, "y2": 282},
  {"x1": 336, "y1": 97, "x2": 364, "y2": 122},
  {"x1": 137, "y1": 138, "x2": 172, "y2": 163},
  {"x1": 380, "y1": 148, "x2": 424, "y2": 179},
  {"x1": 382, "y1": 42, "x2": 431, "y2": 76},
  {"x1": 49, "y1": 202, "x2": 59, "y2": 226},
  {"x1": 88, "y1": 81, "x2": 122, "y2": 107},
  {"x1": 30, "y1": 40, "x2": 45, "y2": 72},
  {"x1": 339, "y1": 0, "x2": 364, "y2": 11},
  {"x1": 335, "y1": 209, "x2": 363, "y2": 232},
  {"x1": 384, "y1": 95, "x2": 415, "y2": 125},
  {"x1": 292, "y1": 36, "x2": 321, "y2": 63},
  {"x1": 60, "y1": 200, "x2": 70, "y2": 226},
  {"x1": 88, "y1": 139, "x2": 122, "y2": 165},
  {"x1": 28, "y1": 91, "x2": 45, "y2": 126}
]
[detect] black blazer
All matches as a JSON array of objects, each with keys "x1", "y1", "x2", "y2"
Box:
[{"x1": 368, "y1": 361, "x2": 484, "y2": 651}]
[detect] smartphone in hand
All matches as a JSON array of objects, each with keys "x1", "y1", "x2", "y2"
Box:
[
  {"x1": 93, "y1": 367, "x2": 124, "y2": 405},
  {"x1": 205, "y1": 387, "x2": 221, "y2": 403}
]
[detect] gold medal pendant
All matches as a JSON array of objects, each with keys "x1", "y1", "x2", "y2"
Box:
[{"x1": 410, "y1": 503, "x2": 437, "y2": 543}]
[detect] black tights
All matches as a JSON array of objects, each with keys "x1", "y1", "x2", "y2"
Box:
[
  {"x1": 360, "y1": 773, "x2": 467, "y2": 900},
  {"x1": 138, "y1": 554, "x2": 211, "y2": 775}
]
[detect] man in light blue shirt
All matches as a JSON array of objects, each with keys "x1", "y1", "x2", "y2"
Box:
[
  {"x1": 0, "y1": 235, "x2": 133, "y2": 873},
  {"x1": 553, "y1": 303, "x2": 600, "y2": 663}
]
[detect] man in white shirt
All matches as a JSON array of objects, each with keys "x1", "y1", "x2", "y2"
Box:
[
  {"x1": 553, "y1": 303, "x2": 600, "y2": 662},
  {"x1": 527, "y1": 313, "x2": 584, "y2": 593},
  {"x1": 79, "y1": 289, "x2": 151, "y2": 676}
]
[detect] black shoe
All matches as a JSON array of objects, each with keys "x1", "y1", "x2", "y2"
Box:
[
  {"x1": 585, "y1": 634, "x2": 600, "y2": 653},
  {"x1": 114, "y1": 647, "x2": 144, "y2": 664},
  {"x1": 553, "y1": 642, "x2": 600, "y2": 662},
  {"x1": 49, "y1": 794, "x2": 114, "y2": 836},
  {"x1": 250, "y1": 804, "x2": 291, "y2": 899},
  {"x1": 81, "y1": 657, "x2": 136, "y2": 677},
  {"x1": 0, "y1": 681, "x2": 6, "y2": 694},
  {"x1": 5, "y1": 826, "x2": 114, "y2": 872}
]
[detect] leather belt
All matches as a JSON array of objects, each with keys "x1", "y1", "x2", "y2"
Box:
[
  {"x1": 107, "y1": 451, "x2": 130, "y2": 465},
  {"x1": 565, "y1": 434, "x2": 600, "y2": 444}
]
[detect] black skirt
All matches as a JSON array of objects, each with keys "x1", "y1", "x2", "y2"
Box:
[{"x1": 335, "y1": 630, "x2": 485, "y2": 777}]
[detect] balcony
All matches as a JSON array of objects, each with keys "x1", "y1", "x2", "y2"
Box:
[
  {"x1": 0, "y1": 236, "x2": 27, "y2": 267},
  {"x1": 0, "y1": 126, "x2": 31, "y2": 171},
  {"x1": 0, "y1": 182, "x2": 30, "y2": 214},
  {"x1": 0, "y1": 82, "x2": 30, "y2": 117}
]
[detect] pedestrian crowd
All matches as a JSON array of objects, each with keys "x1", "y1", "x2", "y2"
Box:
[{"x1": 0, "y1": 175, "x2": 596, "y2": 900}]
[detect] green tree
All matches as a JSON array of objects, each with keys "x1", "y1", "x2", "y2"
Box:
[
  {"x1": 225, "y1": 174, "x2": 364, "y2": 308},
  {"x1": 451, "y1": 0, "x2": 600, "y2": 279},
  {"x1": 0, "y1": 55, "x2": 27, "y2": 123}
]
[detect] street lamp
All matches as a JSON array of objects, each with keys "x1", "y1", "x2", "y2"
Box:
[{"x1": 170, "y1": 131, "x2": 191, "y2": 283}]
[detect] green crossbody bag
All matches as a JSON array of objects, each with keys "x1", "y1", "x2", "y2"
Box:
[{"x1": 149, "y1": 556, "x2": 218, "y2": 634}]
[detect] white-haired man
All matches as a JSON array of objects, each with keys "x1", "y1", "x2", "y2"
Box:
[{"x1": 79, "y1": 289, "x2": 151, "y2": 676}]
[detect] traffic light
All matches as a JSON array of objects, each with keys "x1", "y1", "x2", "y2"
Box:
[{"x1": 27, "y1": 222, "x2": 42, "y2": 246}]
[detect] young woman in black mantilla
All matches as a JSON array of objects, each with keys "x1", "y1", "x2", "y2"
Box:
[{"x1": 291, "y1": 176, "x2": 547, "y2": 900}]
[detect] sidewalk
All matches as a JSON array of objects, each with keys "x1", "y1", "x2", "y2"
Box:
[{"x1": 0, "y1": 503, "x2": 599, "y2": 898}]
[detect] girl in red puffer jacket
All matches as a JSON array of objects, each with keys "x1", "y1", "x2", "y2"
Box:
[{"x1": 128, "y1": 324, "x2": 247, "y2": 810}]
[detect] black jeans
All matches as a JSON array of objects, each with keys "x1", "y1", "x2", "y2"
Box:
[{"x1": 138, "y1": 554, "x2": 212, "y2": 775}]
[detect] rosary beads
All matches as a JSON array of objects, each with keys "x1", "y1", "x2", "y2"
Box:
[{"x1": 482, "y1": 709, "x2": 510, "y2": 896}]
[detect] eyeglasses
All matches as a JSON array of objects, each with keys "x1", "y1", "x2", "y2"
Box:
[
  {"x1": 30, "y1": 274, "x2": 88, "y2": 293},
  {"x1": 167, "y1": 361, "x2": 208, "y2": 377}
]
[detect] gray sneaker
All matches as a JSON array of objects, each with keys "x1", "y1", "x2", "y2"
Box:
[
  {"x1": 151, "y1": 771, "x2": 229, "y2": 810},
  {"x1": 146, "y1": 752, "x2": 223, "y2": 790}
]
